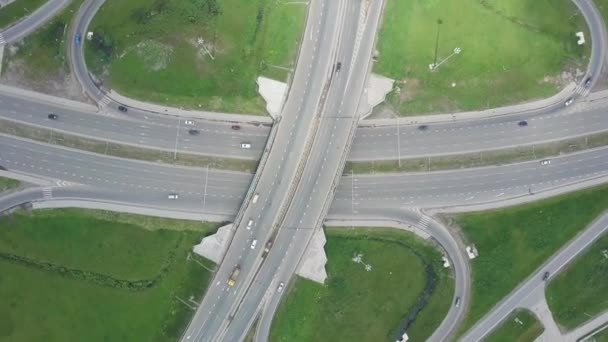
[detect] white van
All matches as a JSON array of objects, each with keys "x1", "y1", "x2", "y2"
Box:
[{"x1": 252, "y1": 193, "x2": 259, "y2": 203}]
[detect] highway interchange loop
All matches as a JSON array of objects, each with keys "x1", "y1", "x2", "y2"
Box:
[{"x1": 0, "y1": 0, "x2": 607, "y2": 340}]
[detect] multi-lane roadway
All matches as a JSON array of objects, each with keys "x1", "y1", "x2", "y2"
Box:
[{"x1": 1, "y1": 0, "x2": 608, "y2": 340}]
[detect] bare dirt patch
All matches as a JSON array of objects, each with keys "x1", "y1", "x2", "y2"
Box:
[{"x1": 1, "y1": 57, "x2": 89, "y2": 102}]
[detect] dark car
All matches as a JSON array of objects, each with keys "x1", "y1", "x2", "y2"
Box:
[
  {"x1": 542, "y1": 271, "x2": 550, "y2": 281},
  {"x1": 455, "y1": 297, "x2": 461, "y2": 307},
  {"x1": 231, "y1": 125, "x2": 241, "y2": 130},
  {"x1": 418, "y1": 124, "x2": 429, "y2": 131},
  {"x1": 585, "y1": 77, "x2": 592, "y2": 87},
  {"x1": 118, "y1": 105, "x2": 127, "y2": 113},
  {"x1": 335, "y1": 62, "x2": 342, "y2": 72},
  {"x1": 188, "y1": 128, "x2": 200, "y2": 135},
  {"x1": 47, "y1": 113, "x2": 58, "y2": 120},
  {"x1": 518, "y1": 120, "x2": 528, "y2": 127}
]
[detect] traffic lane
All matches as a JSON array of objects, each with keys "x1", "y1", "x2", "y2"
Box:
[
  {"x1": 0, "y1": 187, "x2": 41, "y2": 212},
  {"x1": 461, "y1": 213, "x2": 608, "y2": 342},
  {"x1": 0, "y1": 95, "x2": 268, "y2": 159},
  {"x1": 350, "y1": 107, "x2": 607, "y2": 160},
  {"x1": 71, "y1": 0, "x2": 106, "y2": 102},
  {"x1": 181, "y1": 0, "x2": 341, "y2": 339}
]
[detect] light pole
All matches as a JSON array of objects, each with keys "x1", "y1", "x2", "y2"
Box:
[{"x1": 429, "y1": 47, "x2": 462, "y2": 71}]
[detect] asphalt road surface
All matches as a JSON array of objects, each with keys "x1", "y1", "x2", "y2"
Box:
[
  {"x1": 219, "y1": 1, "x2": 384, "y2": 340},
  {"x1": 180, "y1": 0, "x2": 344, "y2": 340}
]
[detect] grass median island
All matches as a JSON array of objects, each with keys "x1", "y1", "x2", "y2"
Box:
[
  {"x1": 0, "y1": 208, "x2": 217, "y2": 342},
  {"x1": 375, "y1": 0, "x2": 589, "y2": 115},
  {"x1": 0, "y1": 176, "x2": 20, "y2": 192},
  {"x1": 484, "y1": 309, "x2": 544, "y2": 342},
  {"x1": 269, "y1": 228, "x2": 453, "y2": 342},
  {"x1": 0, "y1": 0, "x2": 47, "y2": 29},
  {"x1": 546, "y1": 233, "x2": 608, "y2": 330},
  {"x1": 85, "y1": 0, "x2": 306, "y2": 114},
  {"x1": 449, "y1": 184, "x2": 608, "y2": 336}
]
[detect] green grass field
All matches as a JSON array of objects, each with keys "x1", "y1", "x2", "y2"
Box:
[
  {"x1": 85, "y1": 0, "x2": 306, "y2": 114},
  {"x1": 2, "y1": 0, "x2": 85, "y2": 80},
  {"x1": 0, "y1": 208, "x2": 217, "y2": 341},
  {"x1": 375, "y1": 0, "x2": 589, "y2": 115},
  {"x1": 0, "y1": 0, "x2": 47, "y2": 29},
  {"x1": 485, "y1": 309, "x2": 544, "y2": 342},
  {"x1": 0, "y1": 176, "x2": 20, "y2": 192},
  {"x1": 269, "y1": 228, "x2": 453, "y2": 342},
  {"x1": 546, "y1": 233, "x2": 608, "y2": 330},
  {"x1": 452, "y1": 183, "x2": 608, "y2": 336}
]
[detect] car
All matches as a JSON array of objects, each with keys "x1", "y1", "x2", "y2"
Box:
[
  {"x1": 540, "y1": 159, "x2": 551, "y2": 166},
  {"x1": 277, "y1": 282, "x2": 285, "y2": 293},
  {"x1": 252, "y1": 193, "x2": 259, "y2": 203},
  {"x1": 231, "y1": 125, "x2": 241, "y2": 130},
  {"x1": 564, "y1": 98, "x2": 574, "y2": 106},
  {"x1": 250, "y1": 239, "x2": 257, "y2": 249},
  {"x1": 188, "y1": 129, "x2": 200, "y2": 135},
  {"x1": 335, "y1": 62, "x2": 342, "y2": 72},
  {"x1": 184, "y1": 120, "x2": 194, "y2": 125},
  {"x1": 455, "y1": 297, "x2": 461, "y2": 307},
  {"x1": 518, "y1": 120, "x2": 528, "y2": 127},
  {"x1": 118, "y1": 105, "x2": 127, "y2": 113},
  {"x1": 168, "y1": 193, "x2": 179, "y2": 200},
  {"x1": 542, "y1": 271, "x2": 550, "y2": 281},
  {"x1": 418, "y1": 124, "x2": 429, "y2": 131},
  {"x1": 585, "y1": 77, "x2": 592, "y2": 87},
  {"x1": 47, "y1": 113, "x2": 58, "y2": 120},
  {"x1": 75, "y1": 34, "x2": 81, "y2": 45},
  {"x1": 240, "y1": 142, "x2": 251, "y2": 149},
  {"x1": 246, "y1": 219, "x2": 253, "y2": 230}
]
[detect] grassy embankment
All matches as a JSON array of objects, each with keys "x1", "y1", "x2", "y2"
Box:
[
  {"x1": 85, "y1": 0, "x2": 306, "y2": 114},
  {"x1": 374, "y1": 0, "x2": 589, "y2": 115},
  {"x1": 0, "y1": 208, "x2": 218, "y2": 341},
  {"x1": 270, "y1": 228, "x2": 453, "y2": 342}
]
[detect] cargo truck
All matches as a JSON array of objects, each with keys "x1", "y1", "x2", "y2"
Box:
[{"x1": 228, "y1": 266, "x2": 241, "y2": 286}]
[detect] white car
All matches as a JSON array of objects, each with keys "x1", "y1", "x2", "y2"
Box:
[
  {"x1": 540, "y1": 159, "x2": 551, "y2": 166},
  {"x1": 252, "y1": 193, "x2": 259, "y2": 204},
  {"x1": 564, "y1": 98, "x2": 574, "y2": 106},
  {"x1": 184, "y1": 120, "x2": 194, "y2": 125},
  {"x1": 240, "y1": 142, "x2": 252, "y2": 149},
  {"x1": 277, "y1": 282, "x2": 285, "y2": 293},
  {"x1": 250, "y1": 239, "x2": 257, "y2": 249},
  {"x1": 247, "y1": 219, "x2": 253, "y2": 230},
  {"x1": 168, "y1": 193, "x2": 179, "y2": 200}
]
